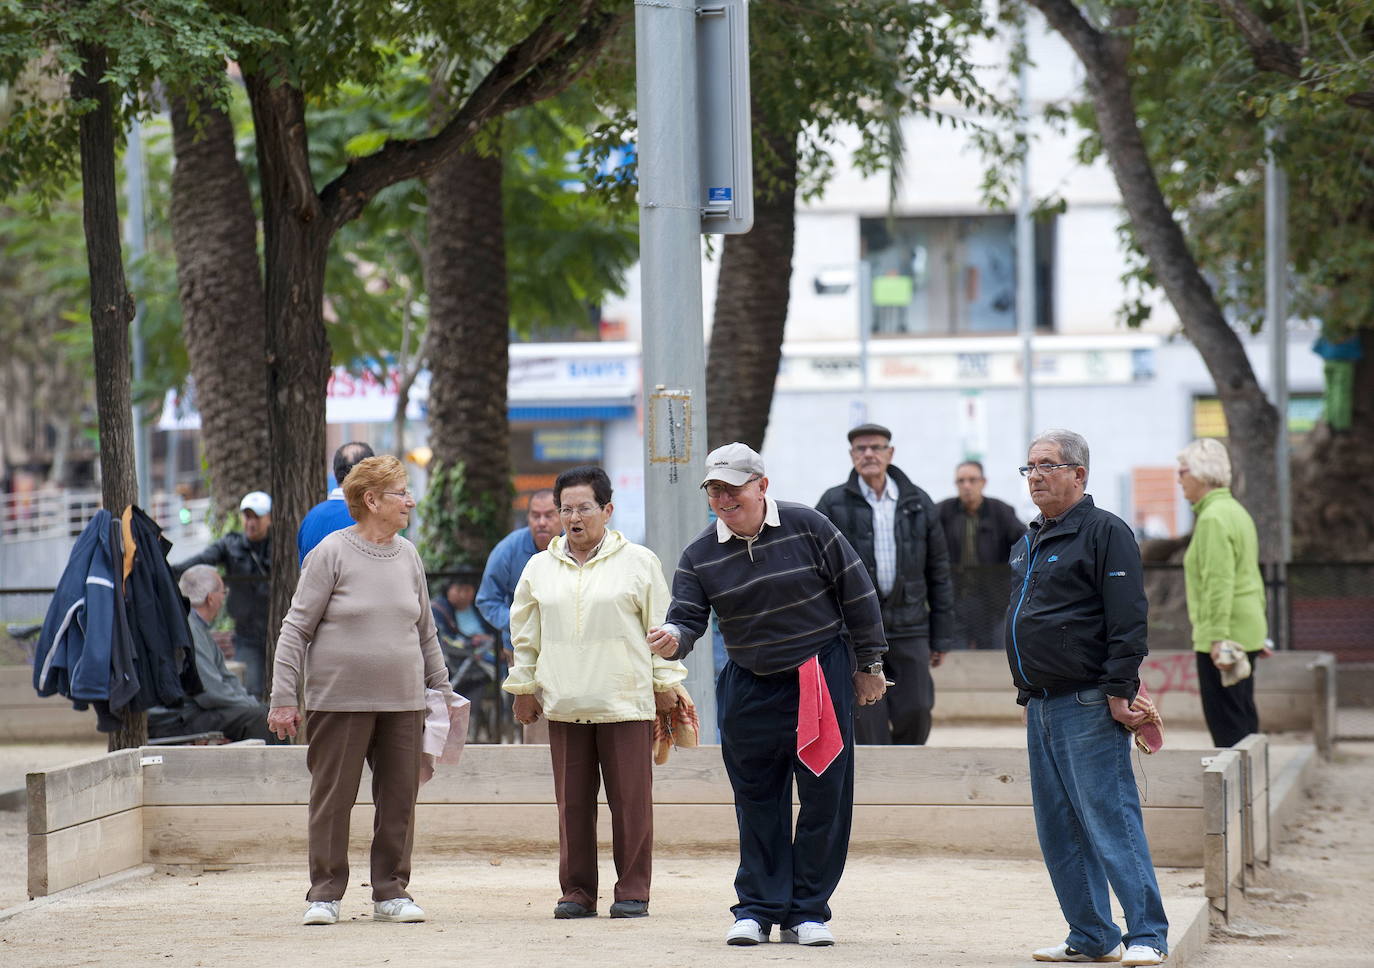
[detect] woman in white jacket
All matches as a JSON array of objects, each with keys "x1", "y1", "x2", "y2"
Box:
[{"x1": 502, "y1": 465, "x2": 687, "y2": 921}]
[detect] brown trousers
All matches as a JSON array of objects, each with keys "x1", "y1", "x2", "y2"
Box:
[
  {"x1": 547, "y1": 719, "x2": 654, "y2": 908},
  {"x1": 305, "y1": 709, "x2": 424, "y2": 902}
]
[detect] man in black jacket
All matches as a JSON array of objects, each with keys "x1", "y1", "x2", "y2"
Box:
[
  {"x1": 937, "y1": 460, "x2": 1025, "y2": 650},
  {"x1": 816, "y1": 423, "x2": 954, "y2": 745},
  {"x1": 173, "y1": 491, "x2": 272, "y2": 698},
  {"x1": 1005, "y1": 429, "x2": 1167, "y2": 967}
]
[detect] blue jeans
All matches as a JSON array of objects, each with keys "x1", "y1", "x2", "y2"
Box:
[{"x1": 1027, "y1": 688, "x2": 1169, "y2": 956}]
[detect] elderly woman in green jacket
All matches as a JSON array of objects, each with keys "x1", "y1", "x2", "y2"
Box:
[{"x1": 1177, "y1": 439, "x2": 1269, "y2": 747}]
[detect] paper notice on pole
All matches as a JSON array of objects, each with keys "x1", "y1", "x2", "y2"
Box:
[{"x1": 648, "y1": 389, "x2": 693, "y2": 484}]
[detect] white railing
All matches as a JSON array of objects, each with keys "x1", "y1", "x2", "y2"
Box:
[{"x1": 0, "y1": 490, "x2": 214, "y2": 547}]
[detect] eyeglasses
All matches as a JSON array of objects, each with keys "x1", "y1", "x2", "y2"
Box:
[
  {"x1": 558, "y1": 503, "x2": 604, "y2": 517},
  {"x1": 850, "y1": 444, "x2": 891, "y2": 454},
  {"x1": 705, "y1": 475, "x2": 761, "y2": 500},
  {"x1": 382, "y1": 489, "x2": 414, "y2": 500},
  {"x1": 1018, "y1": 463, "x2": 1080, "y2": 478}
]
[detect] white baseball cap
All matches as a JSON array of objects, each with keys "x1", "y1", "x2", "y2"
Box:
[
  {"x1": 239, "y1": 491, "x2": 272, "y2": 516},
  {"x1": 700, "y1": 442, "x2": 765, "y2": 488}
]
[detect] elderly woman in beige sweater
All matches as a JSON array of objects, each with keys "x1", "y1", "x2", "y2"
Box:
[{"x1": 267, "y1": 456, "x2": 453, "y2": 927}]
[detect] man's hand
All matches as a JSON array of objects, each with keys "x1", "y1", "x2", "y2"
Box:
[
  {"x1": 646, "y1": 626, "x2": 680, "y2": 658},
  {"x1": 853, "y1": 671, "x2": 887, "y2": 707},
  {"x1": 513, "y1": 693, "x2": 543, "y2": 725},
  {"x1": 654, "y1": 689, "x2": 679, "y2": 715},
  {"x1": 1108, "y1": 695, "x2": 1148, "y2": 730},
  {"x1": 930, "y1": 650, "x2": 946, "y2": 668},
  {"x1": 267, "y1": 705, "x2": 301, "y2": 741}
]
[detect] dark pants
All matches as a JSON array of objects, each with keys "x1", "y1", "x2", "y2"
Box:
[
  {"x1": 547, "y1": 719, "x2": 655, "y2": 909},
  {"x1": 854, "y1": 634, "x2": 933, "y2": 745},
  {"x1": 233, "y1": 632, "x2": 265, "y2": 699},
  {"x1": 1196, "y1": 650, "x2": 1261, "y2": 748},
  {"x1": 177, "y1": 702, "x2": 282, "y2": 744},
  {"x1": 718, "y1": 639, "x2": 855, "y2": 929},
  {"x1": 304, "y1": 709, "x2": 425, "y2": 902}
]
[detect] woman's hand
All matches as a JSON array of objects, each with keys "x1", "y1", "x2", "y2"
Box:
[
  {"x1": 513, "y1": 693, "x2": 543, "y2": 725},
  {"x1": 654, "y1": 689, "x2": 679, "y2": 715},
  {"x1": 267, "y1": 705, "x2": 301, "y2": 741}
]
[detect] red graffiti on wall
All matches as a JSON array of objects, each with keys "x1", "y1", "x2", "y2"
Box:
[{"x1": 1139, "y1": 653, "x2": 1198, "y2": 698}]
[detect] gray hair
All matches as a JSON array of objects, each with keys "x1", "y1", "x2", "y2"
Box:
[
  {"x1": 1030, "y1": 429, "x2": 1090, "y2": 482},
  {"x1": 1177, "y1": 438, "x2": 1231, "y2": 487},
  {"x1": 178, "y1": 564, "x2": 223, "y2": 606}
]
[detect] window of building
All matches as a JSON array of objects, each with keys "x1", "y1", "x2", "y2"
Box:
[{"x1": 859, "y1": 214, "x2": 1054, "y2": 336}]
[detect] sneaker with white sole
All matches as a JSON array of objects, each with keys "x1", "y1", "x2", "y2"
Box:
[
  {"x1": 725, "y1": 918, "x2": 769, "y2": 945},
  {"x1": 373, "y1": 898, "x2": 426, "y2": 922},
  {"x1": 1033, "y1": 942, "x2": 1124, "y2": 962},
  {"x1": 1121, "y1": 945, "x2": 1166, "y2": 966},
  {"x1": 780, "y1": 922, "x2": 835, "y2": 946},
  {"x1": 302, "y1": 900, "x2": 340, "y2": 926}
]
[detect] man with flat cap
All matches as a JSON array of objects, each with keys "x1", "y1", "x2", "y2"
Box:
[
  {"x1": 817, "y1": 423, "x2": 954, "y2": 745},
  {"x1": 647, "y1": 442, "x2": 887, "y2": 947}
]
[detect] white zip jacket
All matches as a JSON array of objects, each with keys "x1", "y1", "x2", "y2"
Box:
[{"x1": 502, "y1": 529, "x2": 688, "y2": 723}]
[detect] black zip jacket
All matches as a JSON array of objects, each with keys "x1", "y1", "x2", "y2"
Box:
[
  {"x1": 816, "y1": 465, "x2": 955, "y2": 646},
  {"x1": 173, "y1": 531, "x2": 270, "y2": 644},
  {"x1": 1004, "y1": 495, "x2": 1147, "y2": 705}
]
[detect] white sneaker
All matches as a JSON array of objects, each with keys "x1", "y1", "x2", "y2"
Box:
[
  {"x1": 725, "y1": 918, "x2": 768, "y2": 945},
  {"x1": 780, "y1": 922, "x2": 835, "y2": 946},
  {"x1": 302, "y1": 900, "x2": 340, "y2": 925},
  {"x1": 373, "y1": 898, "x2": 426, "y2": 922},
  {"x1": 1033, "y1": 942, "x2": 1124, "y2": 962},
  {"x1": 1121, "y1": 945, "x2": 1166, "y2": 966}
]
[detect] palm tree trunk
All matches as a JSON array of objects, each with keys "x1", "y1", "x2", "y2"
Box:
[
  {"x1": 169, "y1": 91, "x2": 270, "y2": 527},
  {"x1": 423, "y1": 141, "x2": 512, "y2": 566},
  {"x1": 706, "y1": 122, "x2": 798, "y2": 450}
]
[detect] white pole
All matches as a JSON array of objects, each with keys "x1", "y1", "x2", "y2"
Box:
[
  {"x1": 1015, "y1": 26, "x2": 1036, "y2": 446},
  {"x1": 1265, "y1": 125, "x2": 1290, "y2": 647},
  {"x1": 124, "y1": 112, "x2": 150, "y2": 502},
  {"x1": 635, "y1": 0, "x2": 716, "y2": 737}
]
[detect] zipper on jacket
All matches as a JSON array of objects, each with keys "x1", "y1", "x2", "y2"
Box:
[{"x1": 1009, "y1": 532, "x2": 1038, "y2": 690}]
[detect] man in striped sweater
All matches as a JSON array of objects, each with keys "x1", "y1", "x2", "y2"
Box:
[{"x1": 647, "y1": 442, "x2": 888, "y2": 948}]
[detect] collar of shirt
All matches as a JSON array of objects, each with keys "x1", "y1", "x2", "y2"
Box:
[
  {"x1": 857, "y1": 476, "x2": 898, "y2": 505},
  {"x1": 716, "y1": 495, "x2": 781, "y2": 542},
  {"x1": 559, "y1": 532, "x2": 608, "y2": 566},
  {"x1": 328, "y1": 487, "x2": 344, "y2": 500}
]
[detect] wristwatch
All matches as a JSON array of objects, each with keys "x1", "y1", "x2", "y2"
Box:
[{"x1": 862, "y1": 661, "x2": 885, "y2": 677}]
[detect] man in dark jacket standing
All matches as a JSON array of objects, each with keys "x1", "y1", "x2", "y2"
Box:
[
  {"x1": 816, "y1": 423, "x2": 954, "y2": 745},
  {"x1": 173, "y1": 491, "x2": 272, "y2": 698},
  {"x1": 1006, "y1": 429, "x2": 1167, "y2": 967},
  {"x1": 937, "y1": 460, "x2": 1025, "y2": 650}
]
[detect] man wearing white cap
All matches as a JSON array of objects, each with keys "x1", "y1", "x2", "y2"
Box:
[
  {"x1": 173, "y1": 490, "x2": 273, "y2": 697},
  {"x1": 647, "y1": 442, "x2": 887, "y2": 948}
]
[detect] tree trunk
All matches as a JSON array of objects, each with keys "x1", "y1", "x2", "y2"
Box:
[
  {"x1": 1027, "y1": 0, "x2": 1282, "y2": 560},
  {"x1": 169, "y1": 92, "x2": 270, "y2": 527},
  {"x1": 72, "y1": 42, "x2": 145, "y2": 749},
  {"x1": 245, "y1": 70, "x2": 332, "y2": 701},
  {"x1": 706, "y1": 122, "x2": 798, "y2": 450},
  {"x1": 423, "y1": 141, "x2": 512, "y2": 567},
  {"x1": 1291, "y1": 330, "x2": 1374, "y2": 560}
]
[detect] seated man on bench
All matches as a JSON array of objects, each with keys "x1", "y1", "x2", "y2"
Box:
[{"x1": 148, "y1": 565, "x2": 281, "y2": 744}]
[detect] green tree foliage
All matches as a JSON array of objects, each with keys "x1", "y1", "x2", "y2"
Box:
[{"x1": 1101, "y1": 0, "x2": 1374, "y2": 337}]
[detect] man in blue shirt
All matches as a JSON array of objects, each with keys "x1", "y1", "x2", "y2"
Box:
[
  {"x1": 297, "y1": 441, "x2": 374, "y2": 565},
  {"x1": 476, "y1": 489, "x2": 558, "y2": 741}
]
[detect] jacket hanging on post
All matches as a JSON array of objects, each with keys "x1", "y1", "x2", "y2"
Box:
[{"x1": 33, "y1": 506, "x2": 202, "y2": 731}]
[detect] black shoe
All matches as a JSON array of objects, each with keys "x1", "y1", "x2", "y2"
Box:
[
  {"x1": 554, "y1": 901, "x2": 597, "y2": 919},
  {"x1": 609, "y1": 899, "x2": 649, "y2": 919}
]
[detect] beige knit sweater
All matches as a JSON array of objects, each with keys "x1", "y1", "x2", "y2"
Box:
[{"x1": 270, "y1": 527, "x2": 450, "y2": 711}]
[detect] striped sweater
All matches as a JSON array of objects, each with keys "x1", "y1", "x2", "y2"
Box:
[{"x1": 665, "y1": 500, "x2": 886, "y2": 674}]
